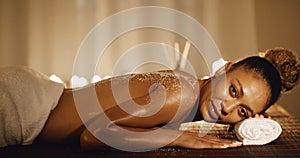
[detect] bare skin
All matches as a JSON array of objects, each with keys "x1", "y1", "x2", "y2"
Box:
[{"x1": 37, "y1": 64, "x2": 270, "y2": 150}]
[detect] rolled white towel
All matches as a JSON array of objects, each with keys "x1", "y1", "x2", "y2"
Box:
[{"x1": 234, "y1": 118, "x2": 282, "y2": 145}]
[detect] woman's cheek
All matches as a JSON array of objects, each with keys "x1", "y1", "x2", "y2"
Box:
[
  {"x1": 212, "y1": 78, "x2": 227, "y2": 99},
  {"x1": 221, "y1": 112, "x2": 243, "y2": 124}
]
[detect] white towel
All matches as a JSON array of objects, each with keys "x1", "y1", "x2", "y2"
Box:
[
  {"x1": 0, "y1": 66, "x2": 64, "y2": 147},
  {"x1": 234, "y1": 118, "x2": 282, "y2": 145}
]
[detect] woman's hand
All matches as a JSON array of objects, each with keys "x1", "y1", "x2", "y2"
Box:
[
  {"x1": 251, "y1": 113, "x2": 271, "y2": 119},
  {"x1": 169, "y1": 131, "x2": 242, "y2": 149}
]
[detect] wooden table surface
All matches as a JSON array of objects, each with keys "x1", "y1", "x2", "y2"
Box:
[{"x1": 1, "y1": 104, "x2": 300, "y2": 158}]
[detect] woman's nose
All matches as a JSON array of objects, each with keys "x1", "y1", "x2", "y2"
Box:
[{"x1": 221, "y1": 101, "x2": 239, "y2": 115}]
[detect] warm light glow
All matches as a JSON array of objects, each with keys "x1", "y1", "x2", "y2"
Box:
[
  {"x1": 70, "y1": 75, "x2": 89, "y2": 88},
  {"x1": 103, "y1": 75, "x2": 112, "y2": 80},
  {"x1": 90, "y1": 75, "x2": 102, "y2": 83},
  {"x1": 49, "y1": 74, "x2": 64, "y2": 83},
  {"x1": 49, "y1": 74, "x2": 66, "y2": 88}
]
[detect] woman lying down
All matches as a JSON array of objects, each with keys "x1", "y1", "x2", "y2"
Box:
[{"x1": 0, "y1": 48, "x2": 299, "y2": 151}]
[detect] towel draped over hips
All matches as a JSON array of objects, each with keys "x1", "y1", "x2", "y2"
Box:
[{"x1": 0, "y1": 66, "x2": 64, "y2": 147}]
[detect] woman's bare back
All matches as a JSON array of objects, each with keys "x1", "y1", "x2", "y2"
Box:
[{"x1": 37, "y1": 70, "x2": 199, "y2": 145}]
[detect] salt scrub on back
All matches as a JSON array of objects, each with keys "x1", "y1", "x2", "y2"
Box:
[{"x1": 234, "y1": 118, "x2": 282, "y2": 145}]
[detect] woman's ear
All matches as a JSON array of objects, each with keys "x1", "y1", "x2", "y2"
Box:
[{"x1": 214, "y1": 62, "x2": 233, "y2": 77}]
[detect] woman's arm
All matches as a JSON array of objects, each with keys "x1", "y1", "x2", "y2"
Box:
[
  {"x1": 80, "y1": 124, "x2": 241, "y2": 150},
  {"x1": 79, "y1": 88, "x2": 241, "y2": 150}
]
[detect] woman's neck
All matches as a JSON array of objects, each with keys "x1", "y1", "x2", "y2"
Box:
[
  {"x1": 198, "y1": 77, "x2": 210, "y2": 90},
  {"x1": 189, "y1": 78, "x2": 210, "y2": 122}
]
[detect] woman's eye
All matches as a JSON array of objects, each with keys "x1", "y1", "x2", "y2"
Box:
[
  {"x1": 239, "y1": 106, "x2": 248, "y2": 118},
  {"x1": 230, "y1": 85, "x2": 238, "y2": 97}
]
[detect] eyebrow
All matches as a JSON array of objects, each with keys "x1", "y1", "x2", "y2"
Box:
[{"x1": 235, "y1": 78, "x2": 244, "y2": 96}]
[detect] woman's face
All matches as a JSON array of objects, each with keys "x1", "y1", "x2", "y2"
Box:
[{"x1": 199, "y1": 64, "x2": 270, "y2": 124}]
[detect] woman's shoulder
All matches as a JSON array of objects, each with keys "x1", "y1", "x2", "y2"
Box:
[
  {"x1": 157, "y1": 70, "x2": 199, "y2": 86},
  {"x1": 96, "y1": 70, "x2": 200, "y2": 93}
]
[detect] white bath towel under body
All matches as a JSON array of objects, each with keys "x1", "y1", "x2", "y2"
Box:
[
  {"x1": 0, "y1": 66, "x2": 64, "y2": 147},
  {"x1": 234, "y1": 118, "x2": 282, "y2": 145}
]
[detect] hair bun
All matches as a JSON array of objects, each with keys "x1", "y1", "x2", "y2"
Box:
[{"x1": 262, "y1": 47, "x2": 300, "y2": 93}]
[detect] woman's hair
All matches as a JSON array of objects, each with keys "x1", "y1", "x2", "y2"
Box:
[{"x1": 231, "y1": 47, "x2": 300, "y2": 111}]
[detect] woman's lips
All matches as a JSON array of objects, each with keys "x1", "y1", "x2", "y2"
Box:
[{"x1": 208, "y1": 101, "x2": 220, "y2": 120}]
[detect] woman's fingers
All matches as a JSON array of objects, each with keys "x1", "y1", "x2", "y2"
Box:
[
  {"x1": 253, "y1": 113, "x2": 271, "y2": 119},
  {"x1": 173, "y1": 131, "x2": 242, "y2": 149},
  {"x1": 198, "y1": 135, "x2": 242, "y2": 148},
  {"x1": 199, "y1": 135, "x2": 232, "y2": 143},
  {"x1": 195, "y1": 137, "x2": 242, "y2": 149}
]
